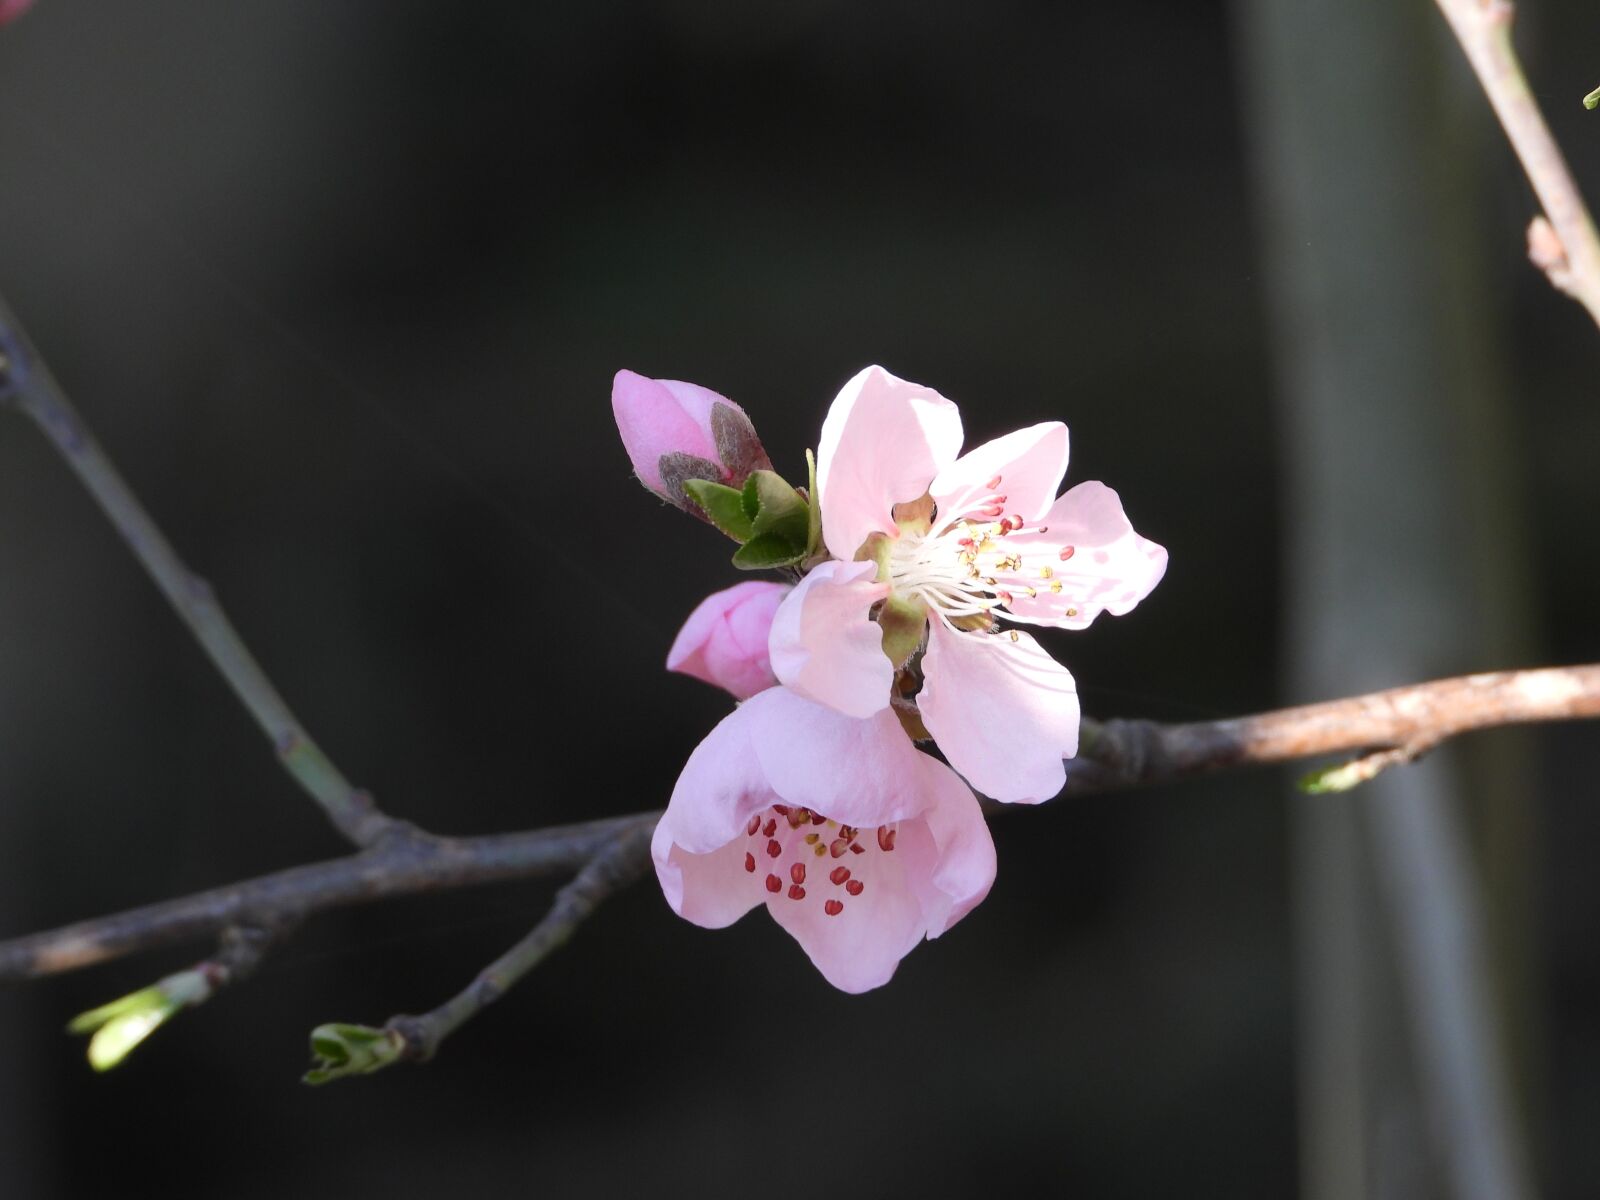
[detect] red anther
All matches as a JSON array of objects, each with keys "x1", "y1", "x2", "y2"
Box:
[
  {"x1": 762, "y1": 818, "x2": 777, "y2": 837},
  {"x1": 790, "y1": 862, "x2": 807, "y2": 885},
  {"x1": 877, "y1": 826, "x2": 897, "y2": 852},
  {"x1": 746, "y1": 814, "x2": 761, "y2": 836},
  {"x1": 829, "y1": 838, "x2": 849, "y2": 858},
  {"x1": 850, "y1": 843, "x2": 866, "y2": 855},
  {"x1": 825, "y1": 899, "x2": 844, "y2": 916},
  {"x1": 772, "y1": 804, "x2": 790, "y2": 815},
  {"x1": 788, "y1": 885, "x2": 806, "y2": 901},
  {"x1": 744, "y1": 853, "x2": 756, "y2": 873},
  {"x1": 997, "y1": 590, "x2": 1014, "y2": 605},
  {"x1": 830, "y1": 866, "x2": 851, "y2": 886},
  {"x1": 811, "y1": 812, "x2": 827, "y2": 825},
  {"x1": 957, "y1": 537, "x2": 975, "y2": 548},
  {"x1": 1009, "y1": 514, "x2": 1023, "y2": 528},
  {"x1": 766, "y1": 839, "x2": 782, "y2": 858},
  {"x1": 1059, "y1": 545, "x2": 1076, "y2": 561},
  {"x1": 1038, "y1": 526, "x2": 1049, "y2": 534},
  {"x1": 840, "y1": 826, "x2": 856, "y2": 840},
  {"x1": 765, "y1": 874, "x2": 782, "y2": 893},
  {"x1": 845, "y1": 880, "x2": 865, "y2": 896},
  {"x1": 980, "y1": 504, "x2": 1004, "y2": 518},
  {"x1": 787, "y1": 808, "x2": 809, "y2": 828},
  {"x1": 984, "y1": 474, "x2": 1002, "y2": 490}
]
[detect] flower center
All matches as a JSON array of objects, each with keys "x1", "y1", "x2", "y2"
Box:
[{"x1": 739, "y1": 804, "x2": 897, "y2": 916}]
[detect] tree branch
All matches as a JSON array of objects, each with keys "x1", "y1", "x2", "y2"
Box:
[
  {"x1": 1434, "y1": 0, "x2": 1600, "y2": 324},
  {"x1": 0, "y1": 292, "x2": 403, "y2": 848},
  {"x1": 4, "y1": 663, "x2": 1596, "y2": 986},
  {"x1": 387, "y1": 822, "x2": 654, "y2": 1062}
]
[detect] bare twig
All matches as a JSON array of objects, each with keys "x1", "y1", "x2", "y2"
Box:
[
  {"x1": 0, "y1": 293, "x2": 403, "y2": 847},
  {"x1": 0, "y1": 814, "x2": 652, "y2": 980},
  {"x1": 3, "y1": 664, "x2": 1597, "y2": 985},
  {"x1": 1434, "y1": 0, "x2": 1600, "y2": 324},
  {"x1": 386, "y1": 822, "x2": 653, "y2": 1064}
]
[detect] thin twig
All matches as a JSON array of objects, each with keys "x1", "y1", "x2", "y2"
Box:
[
  {"x1": 387, "y1": 822, "x2": 654, "y2": 1062},
  {"x1": 0, "y1": 814, "x2": 652, "y2": 980},
  {"x1": 1434, "y1": 0, "x2": 1600, "y2": 324},
  {"x1": 3, "y1": 663, "x2": 1597, "y2": 983},
  {"x1": 0, "y1": 292, "x2": 403, "y2": 847}
]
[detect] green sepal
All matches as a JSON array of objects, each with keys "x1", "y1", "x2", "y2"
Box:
[
  {"x1": 805, "y1": 449, "x2": 822, "y2": 558},
  {"x1": 743, "y1": 470, "x2": 810, "y2": 545},
  {"x1": 683, "y1": 479, "x2": 755, "y2": 542},
  {"x1": 732, "y1": 532, "x2": 808, "y2": 570},
  {"x1": 878, "y1": 594, "x2": 928, "y2": 668}
]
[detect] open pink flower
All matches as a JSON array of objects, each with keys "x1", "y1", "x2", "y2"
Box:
[
  {"x1": 667, "y1": 581, "x2": 791, "y2": 700},
  {"x1": 652, "y1": 686, "x2": 996, "y2": 993},
  {"x1": 769, "y1": 365, "x2": 1167, "y2": 804}
]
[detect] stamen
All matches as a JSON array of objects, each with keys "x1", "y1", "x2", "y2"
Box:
[
  {"x1": 790, "y1": 863, "x2": 806, "y2": 885},
  {"x1": 762, "y1": 818, "x2": 777, "y2": 837},
  {"x1": 765, "y1": 874, "x2": 782, "y2": 893},
  {"x1": 787, "y1": 884, "x2": 806, "y2": 901},
  {"x1": 1059, "y1": 545, "x2": 1076, "y2": 561},
  {"x1": 845, "y1": 880, "x2": 865, "y2": 896},
  {"x1": 766, "y1": 839, "x2": 782, "y2": 858},
  {"x1": 829, "y1": 838, "x2": 849, "y2": 858},
  {"x1": 830, "y1": 866, "x2": 851, "y2": 885},
  {"x1": 877, "y1": 827, "x2": 897, "y2": 852},
  {"x1": 746, "y1": 815, "x2": 761, "y2": 836},
  {"x1": 984, "y1": 474, "x2": 1002, "y2": 490},
  {"x1": 744, "y1": 853, "x2": 756, "y2": 873},
  {"x1": 824, "y1": 900, "x2": 844, "y2": 916}
]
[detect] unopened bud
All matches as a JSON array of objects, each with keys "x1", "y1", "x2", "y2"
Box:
[
  {"x1": 68, "y1": 968, "x2": 215, "y2": 1071},
  {"x1": 611, "y1": 369, "x2": 771, "y2": 514}
]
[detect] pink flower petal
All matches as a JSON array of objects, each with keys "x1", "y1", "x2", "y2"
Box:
[
  {"x1": 929, "y1": 422, "x2": 1069, "y2": 527},
  {"x1": 999, "y1": 481, "x2": 1168, "y2": 630},
  {"x1": 768, "y1": 560, "x2": 892, "y2": 719},
  {"x1": 905, "y1": 754, "x2": 998, "y2": 936},
  {"x1": 746, "y1": 687, "x2": 935, "y2": 830},
  {"x1": 816, "y1": 365, "x2": 963, "y2": 561},
  {"x1": 658, "y1": 695, "x2": 777, "y2": 854},
  {"x1": 766, "y1": 832, "x2": 928, "y2": 993},
  {"x1": 652, "y1": 820, "x2": 765, "y2": 929},
  {"x1": 918, "y1": 620, "x2": 1080, "y2": 804},
  {"x1": 667, "y1": 580, "x2": 790, "y2": 700}
]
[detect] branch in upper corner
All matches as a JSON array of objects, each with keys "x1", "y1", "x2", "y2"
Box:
[
  {"x1": 0, "y1": 291, "x2": 404, "y2": 848},
  {"x1": 1433, "y1": 0, "x2": 1600, "y2": 326}
]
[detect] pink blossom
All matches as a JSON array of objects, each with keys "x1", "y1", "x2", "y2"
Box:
[
  {"x1": 611, "y1": 369, "x2": 770, "y2": 512},
  {"x1": 769, "y1": 365, "x2": 1167, "y2": 804},
  {"x1": 652, "y1": 687, "x2": 996, "y2": 993},
  {"x1": 667, "y1": 581, "x2": 791, "y2": 700},
  {"x1": 0, "y1": 0, "x2": 33, "y2": 26}
]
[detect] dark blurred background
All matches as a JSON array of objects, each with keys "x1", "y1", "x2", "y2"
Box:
[{"x1": 0, "y1": 1, "x2": 1596, "y2": 1196}]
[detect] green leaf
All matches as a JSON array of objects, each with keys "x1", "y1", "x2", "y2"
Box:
[
  {"x1": 1585, "y1": 85, "x2": 1600, "y2": 111},
  {"x1": 302, "y1": 1023, "x2": 405, "y2": 1086},
  {"x1": 683, "y1": 479, "x2": 755, "y2": 542},
  {"x1": 732, "y1": 532, "x2": 807, "y2": 570},
  {"x1": 742, "y1": 470, "x2": 809, "y2": 545}
]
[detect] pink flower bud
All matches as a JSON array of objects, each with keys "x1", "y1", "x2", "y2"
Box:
[
  {"x1": 0, "y1": 0, "x2": 35, "y2": 26},
  {"x1": 667, "y1": 581, "x2": 790, "y2": 700},
  {"x1": 611, "y1": 369, "x2": 770, "y2": 512}
]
